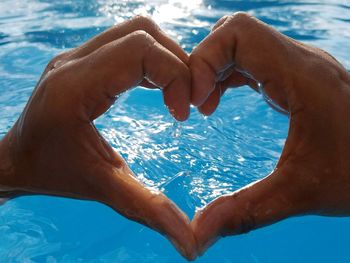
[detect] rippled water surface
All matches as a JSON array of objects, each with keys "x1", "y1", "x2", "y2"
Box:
[{"x1": 1, "y1": 0, "x2": 350, "y2": 262}]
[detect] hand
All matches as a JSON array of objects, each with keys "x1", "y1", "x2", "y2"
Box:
[
  {"x1": 190, "y1": 12, "x2": 350, "y2": 255},
  {"x1": 0, "y1": 16, "x2": 196, "y2": 260}
]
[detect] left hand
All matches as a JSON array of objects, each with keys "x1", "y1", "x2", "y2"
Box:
[{"x1": 0, "y1": 16, "x2": 196, "y2": 260}]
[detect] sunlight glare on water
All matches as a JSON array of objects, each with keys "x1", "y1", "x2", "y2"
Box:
[{"x1": 0, "y1": 0, "x2": 350, "y2": 262}]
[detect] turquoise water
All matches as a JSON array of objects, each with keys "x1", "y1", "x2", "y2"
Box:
[{"x1": 0, "y1": 0, "x2": 350, "y2": 262}]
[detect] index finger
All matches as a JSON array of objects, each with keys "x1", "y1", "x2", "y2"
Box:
[
  {"x1": 70, "y1": 16, "x2": 189, "y2": 64},
  {"x1": 63, "y1": 31, "x2": 191, "y2": 121},
  {"x1": 189, "y1": 12, "x2": 293, "y2": 107}
]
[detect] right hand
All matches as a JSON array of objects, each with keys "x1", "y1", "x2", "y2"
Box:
[{"x1": 190, "y1": 12, "x2": 350, "y2": 255}]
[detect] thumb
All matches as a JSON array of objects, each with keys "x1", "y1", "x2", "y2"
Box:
[
  {"x1": 101, "y1": 152, "x2": 197, "y2": 260},
  {"x1": 191, "y1": 168, "x2": 306, "y2": 255}
]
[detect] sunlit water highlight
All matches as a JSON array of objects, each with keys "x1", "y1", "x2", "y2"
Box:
[{"x1": 0, "y1": 0, "x2": 350, "y2": 262}]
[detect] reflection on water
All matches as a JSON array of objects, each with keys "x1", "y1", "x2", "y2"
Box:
[
  {"x1": 100, "y1": 0, "x2": 204, "y2": 24},
  {"x1": 0, "y1": 0, "x2": 350, "y2": 262},
  {"x1": 97, "y1": 87, "x2": 287, "y2": 212},
  {"x1": 99, "y1": 0, "x2": 211, "y2": 50}
]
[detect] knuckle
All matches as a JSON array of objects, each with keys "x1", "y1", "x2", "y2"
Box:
[
  {"x1": 298, "y1": 48, "x2": 344, "y2": 84},
  {"x1": 128, "y1": 30, "x2": 156, "y2": 50},
  {"x1": 228, "y1": 11, "x2": 255, "y2": 25},
  {"x1": 45, "y1": 51, "x2": 69, "y2": 72},
  {"x1": 220, "y1": 193, "x2": 257, "y2": 236},
  {"x1": 149, "y1": 194, "x2": 170, "y2": 212},
  {"x1": 213, "y1": 15, "x2": 230, "y2": 27},
  {"x1": 129, "y1": 29, "x2": 151, "y2": 42},
  {"x1": 230, "y1": 11, "x2": 252, "y2": 21},
  {"x1": 189, "y1": 52, "x2": 212, "y2": 76},
  {"x1": 310, "y1": 48, "x2": 344, "y2": 76},
  {"x1": 237, "y1": 213, "x2": 256, "y2": 234},
  {"x1": 217, "y1": 14, "x2": 231, "y2": 25},
  {"x1": 132, "y1": 15, "x2": 159, "y2": 33},
  {"x1": 221, "y1": 14, "x2": 231, "y2": 21},
  {"x1": 222, "y1": 211, "x2": 257, "y2": 236}
]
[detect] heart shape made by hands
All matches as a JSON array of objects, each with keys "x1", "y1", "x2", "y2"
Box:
[{"x1": 1, "y1": 12, "x2": 350, "y2": 262}]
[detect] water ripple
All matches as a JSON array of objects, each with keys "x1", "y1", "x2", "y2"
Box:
[
  {"x1": 94, "y1": 87, "x2": 288, "y2": 216},
  {"x1": 0, "y1": 202, "x2": 60, "y2": 262},
  {"x1": 0, "y1": 0, "x2": 349, "y2": 262}
]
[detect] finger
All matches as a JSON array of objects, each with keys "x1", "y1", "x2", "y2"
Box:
[
  {"x1": 191, "y1": 168, "x2": 310, "y2": 255},
  {"x1": 103, "y1": 154, "x2": 197, "y2": 260},
  {"x1": 139, "y1": 79, "x2": 158, "y2": 89},
  {"x1": 211, "y1": 15, "x2": 230, "y2": 32},
  {"x1": 198, "y1": 84, "x2": 224, "y2": 116},
  {"x1": 198, "y1": 70, "x2": 250, "y2": 116},
  {"x1": 220, "y1": 69, "x2": 258, "y2": 91},
  {"x1": 190, "y1": 12, "x2": 293, "y2": 108},
  {"x1": 70, "y1": 16, "x2": 188, "y2": 64},
  {"x1": 68, "y1": 30, "x2": 190, "y2": 121}
]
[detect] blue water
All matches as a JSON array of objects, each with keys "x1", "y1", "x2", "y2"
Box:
[{"x1": 0, "y1": 0, "x2": 350, "y2": 262}]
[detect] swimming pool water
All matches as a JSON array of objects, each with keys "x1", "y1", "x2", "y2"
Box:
[{"x1": 0, "y1": 0, "x2": 350, "y2": 262}]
